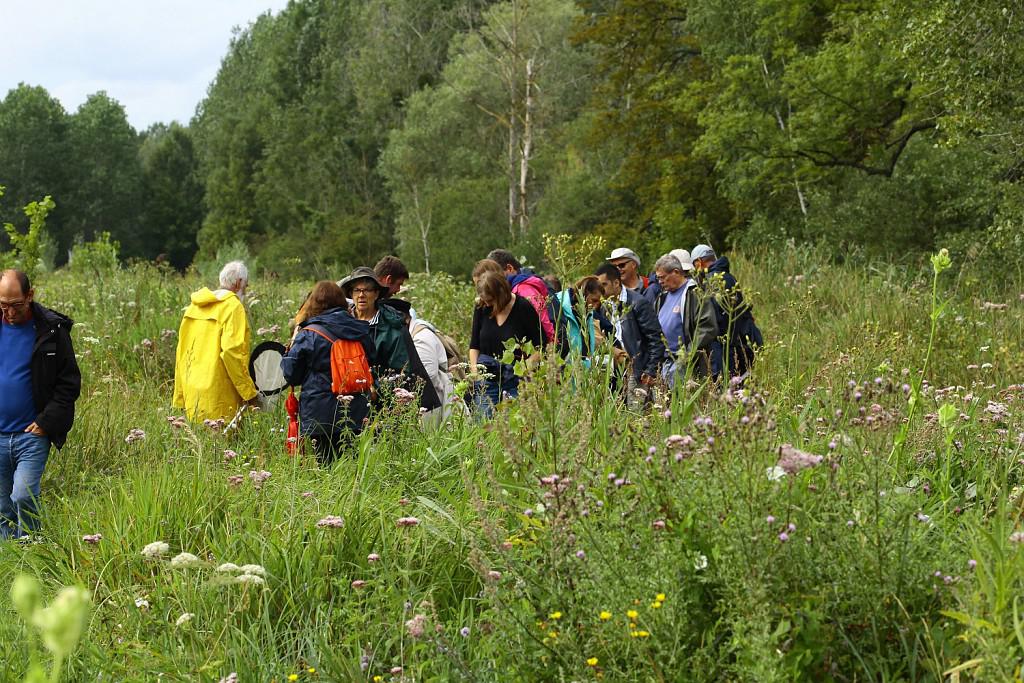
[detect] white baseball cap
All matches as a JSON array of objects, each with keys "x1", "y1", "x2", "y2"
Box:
[
  {"x1": 606, "y1": 247, "x2": 641, "y2": 266},
  {"x1": 669, "y1": 249, "x2": 694, "y2": 271}
]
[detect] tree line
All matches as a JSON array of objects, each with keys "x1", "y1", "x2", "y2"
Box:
[{"x1": 2, "y1": 0, "x2": 1021, "y2": 277}]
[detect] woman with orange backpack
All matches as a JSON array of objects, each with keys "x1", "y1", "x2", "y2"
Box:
[{"x1": 281, "y1": 281, "x2": 375, "y2": 463}]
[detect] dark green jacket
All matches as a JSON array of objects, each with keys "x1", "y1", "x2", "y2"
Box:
[{"x1": 371, "y1": 305, "x2": 441, "y2": 411}]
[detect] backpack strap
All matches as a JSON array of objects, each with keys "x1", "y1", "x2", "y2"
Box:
[{"x1": 302, "y1": 324, "x2": 337, "y2": 344}]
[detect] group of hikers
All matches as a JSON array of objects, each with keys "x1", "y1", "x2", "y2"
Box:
[
  {"x1": 172, "y1": 243, "x2": 763, "y2": 462},
  {"x1": 0, "y1": 244, "x2": 761, "y2": 538}
]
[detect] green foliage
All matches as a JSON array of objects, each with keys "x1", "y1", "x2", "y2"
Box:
[
  {"x1": 0, "y1": 186, "x2": 56, "y2": 283},
  {"x1": 66, "y1": 232, "x2": 120, "y2": 278}
]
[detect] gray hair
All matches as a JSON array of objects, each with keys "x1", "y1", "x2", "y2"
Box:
[
  {"x1": 654, "y1": 254, "x2": 683, "y2": 273},
  {"x1": 219, "y1": 260, "x2": 249, "y2": 289}
]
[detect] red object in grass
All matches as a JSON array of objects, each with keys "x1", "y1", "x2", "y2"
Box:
[{"x1": 285, "y1": 388, "x2": 299, "y2": 455}]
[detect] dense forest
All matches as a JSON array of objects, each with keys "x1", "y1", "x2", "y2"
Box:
[{"x1": 2, "y1": 0, "x2": 1022, "y2": 277}]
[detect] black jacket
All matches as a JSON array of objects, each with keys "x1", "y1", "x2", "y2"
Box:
[
  {"x1": 29, "y1": 303, "x2": 82, "y2": 449},
  {"x1": 281, "y1": 307, "x2": 374, "y2": 440},
  {"x1": 614, "y1": 288, "x2": 664, "y2": 381}
]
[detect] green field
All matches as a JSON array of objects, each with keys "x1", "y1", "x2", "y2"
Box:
[{"x1": 2, "y1": 246, "x2": 1023, "y2": 682}]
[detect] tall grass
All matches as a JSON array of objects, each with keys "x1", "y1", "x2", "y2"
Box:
[{"x1": 1, "y1": 245, "x2": 1022, "y2": 681}]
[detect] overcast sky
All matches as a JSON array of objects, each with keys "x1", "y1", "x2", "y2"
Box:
[{"x1": 2, "y1": 0, "x2": 290, "y2": 130}]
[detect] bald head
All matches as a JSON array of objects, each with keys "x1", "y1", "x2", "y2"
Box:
[{"x1": 0, "y1": 270, "x2": 34, "y2": 324}]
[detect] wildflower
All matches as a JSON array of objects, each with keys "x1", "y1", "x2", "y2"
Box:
[
  {"x1": 847, "y1": 520, "x2": 855, "y2": 527},
  {"x1": 373, "y1": 678, "x2": 383, "y2": 683},
  {"x1": 175, "y1": 612, "x2": 194, "y2": 627},
  {"x1": 216, "y1": 563, "x2": 241, "y2": 573},
  {"x1": 916, "y1": 513, "x2": 931, "y2": 524},
  {"x1": 766, "y1": 466, "x2": 786, "y2": 481},
  {"x1": 223, "y1": 449, "x2": 237, "y2": 461},
  {"x1": 301, "y1": 491, "x2": 314, "y2": 499},
  {"x1": 777, "y1": 444, "x2": 823, "y2": 475},
  {"x1": 351, "y1": 580, "x2": 367, "y2": 589},
  {"x1": 219, "y1": 674, "x2": 238, "y2": 683},
  {"x1": 694, "y1": 554, "x2": 708, "y2": 571},
  {"x1": 968, "y1": 559, "x2": 978, "y2": 570},
  {"x1": 778, "y1": 532, "x2": 789, "y2": 542},
  {"x1": 487, "y1": 570, "x2": 502, "y2": 581},
  {"x1": 655, "y1": 593, "x2": 666, "y2": 602},
  {"x1": 135, "y1": 597, "x2": 150, "y2": 610},
  {"x1": 599, "y1": 611, "x2": 611, "y2": 621},
  {"x1": 140, "y1": 541, "x2": 169, "y2": 559},
  {"x1": 576, "y1": 550, "x2": 586, "y2": 559},
  {"x1": 249, "y1": 470, "x2": 271, "y2": 488},
  {"x1": 227, "y1": 474, "x2": 244, "y2": 486},
  {"x1": 587, "y1": 657, "x2": 599, "y2": 666},
  {"x1": 235, "y1": 574, "x2": 265, "y2": 586},
  {"x1": 170, "y1": 552, "x2": 202, "y2": 568},
  {"x1": 367, "y1": 553, "x2": 381, "y2": 563},
  {"x1": 308, "y1": 669, "x2": 315, "y2": 674},
  {"x1": 631, "y1": 630, "x2": 650, "y2": 638},
  {"x1": 124, "y1": 428, "x2": 146, "y2": 444},
  {"x1": 626, "y1": 609, "x2": 638, "y2": 620},
  {"x1": 460, "y1": 626, "x2": 471, "y2": 637},
  {"x1": 406, "y1": 613, "x2": 428, "y2": 638},
  {"x1": 547, "y1": 630, "x2": 558, "y2": 639},
  {"x1": 396, "y1": 516, "x2": 420, "y2": 527},
  {"x1": 82, "y1": 533, "x2": 102, "y2": 544},
  {"x1": 288, "y1": 675, "x2": 299, "y2": 682},
  {"x1": 240, "y1": 564, "x2": 267, "y2": 577},
  {"x1": 650, "y1": 601, "x2": 662, "y2": 609},
  {"x1": 549, "y1": 611, "x2": 562, "y2": 620},
  {"x1": 390, "y1": 667, "x2": 403, "y2": 675},
  {"x1": 663, "y1": 409, "x2": 672, "y2": 419},
  {"x1": 394, "y1": 387, "x2": 416, "y2": 404},
  {"x1": 316, "y1": 515, "x2": 345, "y2": 529},
  {"x1": 766, "y1": 515, "x2": 776, "y2": 524},
  {"x1": 1010, "y1": 531, "x2": 1024, "y2": 544}
]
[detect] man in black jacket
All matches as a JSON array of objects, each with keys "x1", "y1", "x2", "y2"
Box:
[
  {"x1": 595, "y1": 263, "x2": 664, "y2": 402},
  {"x1": 0, "y1": 270, "x2": 81, "y2": 540}
]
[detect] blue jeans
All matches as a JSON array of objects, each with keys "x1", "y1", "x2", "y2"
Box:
[
  {"x1": 0, "y1": 432, "x2": 51, "y2": 539},
  {"x1": 471, "y1": 356, "x2": 520, "y2": 419}
]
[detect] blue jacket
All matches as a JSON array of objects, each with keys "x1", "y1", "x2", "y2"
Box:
[
  {"x1": 281, "y1": 308, "x2": 374, "y2": 439},
  {"x1": 554, "y1": 290, "x2": 596, "y2": 365}
]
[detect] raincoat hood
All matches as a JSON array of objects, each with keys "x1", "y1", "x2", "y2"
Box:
[{"x1": 187, "y1": 287, "x2": 239, "y2": 311}]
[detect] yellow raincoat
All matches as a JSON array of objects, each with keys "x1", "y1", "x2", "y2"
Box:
[{"x1": 172, "y1": 288, "x2": 258, "y2": 422}]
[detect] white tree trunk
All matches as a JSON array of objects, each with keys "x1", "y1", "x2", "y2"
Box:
[
  {"x1": 411, "y1": 184, "x2": 431, "y2": 274},
  {"x1": 518, "y1": 57, "x2": 535, "y2": 241}
]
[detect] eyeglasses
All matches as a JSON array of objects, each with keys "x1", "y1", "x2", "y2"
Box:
[
  {"x1": 351, "y1": 288, "x2": 377, "y2": 296},
  {"x1": 612, "y1": 261, "x2": 630, "y2": 270},
  {"x1": 0, "y1": 300, "x2": 28, "y2": 311}
]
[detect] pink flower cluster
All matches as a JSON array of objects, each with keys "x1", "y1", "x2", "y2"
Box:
[
  {"x1": 124, "y1": 428, "x2": 146, "y2": 444},
  {"x1": 249, "y1": 470, "x2": 271, "y2": 489},
  {"x1": 396, "y1": 516, "x2": 420, "y2": 528},
  {"x1": 316, "y1": 515, "x2": 345, "y2": 528},
  {"x1": 166, "y1": 415, "x2": 187, "y2": 429},
  {"x1": 776, "y1": 444, "x2": 823, "y2": 475}
]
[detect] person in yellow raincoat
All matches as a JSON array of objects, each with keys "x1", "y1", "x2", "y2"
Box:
[{"x1": 172, "y1": 261, "x2": 258, "y2": 422}]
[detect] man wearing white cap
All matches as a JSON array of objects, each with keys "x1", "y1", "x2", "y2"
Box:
[{"x1": 606, "y1": 248, "x2": 652, "y2": 296}]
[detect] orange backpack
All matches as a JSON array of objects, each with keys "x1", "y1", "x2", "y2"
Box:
[{"x1": 304, "y1": 325, "x2": 374, "y2": 394}]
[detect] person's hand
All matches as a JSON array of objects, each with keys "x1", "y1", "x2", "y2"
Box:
[{"x1": 24, "y1": 422, "x2": 46, "y2": 436}]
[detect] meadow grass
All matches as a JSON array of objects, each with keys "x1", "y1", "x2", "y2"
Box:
[{"x1": 1, "y1": 246, "x2": 1022, "y2": 681}]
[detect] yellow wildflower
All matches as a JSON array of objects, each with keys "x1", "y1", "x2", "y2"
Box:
[
  {"x1": 288, "y1": 676, "x2": 298, "y2": 682},
  {"x1": 655, "y1": 593, "x2": 666, "y2": 602},
  {"x1": 626, "y1": 609, "x2": 639, "y2": 620},
  {"x1": 373, "y1": 678, "x2": 383, "y2": 683},
  {"x1": 549, "y1": 611, "x2": 562, "y2": 620},
  {"x1": 599, "y1": 611, "x2": 612, "y2": 621},
  {"x1": 548, "y1": 630, "x2": 559, "y2": 639},
  {"x1": 630, "y1": 630, "x2": 650, "y2": 638},
  {"x1": 587, "y1": 657, "x2": 599, "y2": 667},
  {"x1": 650, "y1": 601, "x2": 662, "y2": 609},
  {"x1": 308, "y1": 669, "x2": 316, "y2": 674}
]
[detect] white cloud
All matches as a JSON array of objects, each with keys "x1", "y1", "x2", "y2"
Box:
[{"x1": 1, "y1": 0, "x2": 289, "y2": 128}]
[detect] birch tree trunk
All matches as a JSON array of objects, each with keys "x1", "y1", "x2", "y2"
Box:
[{"x1": 518, "y1": 57, "x2": 535, "y2": 241}]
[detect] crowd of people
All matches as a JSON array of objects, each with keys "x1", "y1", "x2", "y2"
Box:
[
  {"x1": 169, "y1": 243, "x2": 762, "y2": 462},
  {"x1": 0, "y1": 243, "x2": 762, "y2": 537}
]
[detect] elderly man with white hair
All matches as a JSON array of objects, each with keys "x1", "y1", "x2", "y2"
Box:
[{"x1": 173, "y1": 261, "x2": 259, "y2": 421}]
